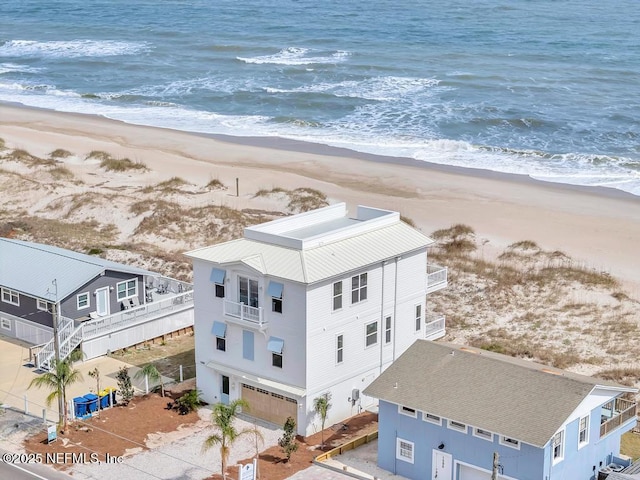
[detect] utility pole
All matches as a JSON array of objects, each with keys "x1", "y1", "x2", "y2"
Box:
[
  {"x1": 491, "y1": 451, "x2": 499, "y2": 480},
  {"x1": 50, "y1": 280, "x2": 64, "y2": 429}
]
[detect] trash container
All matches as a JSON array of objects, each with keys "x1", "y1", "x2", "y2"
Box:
[
  {"x1": 98, "y1": 390, "x2": 110, "y2": 409},
  {"x1": 105, "y1": 387, "x2": 117, "y2": 406},
  {"x1": 84, "y1": 393, "x2": 99, "y2": 413},
  {"x1": 73, "y1": 397, "x2": 88, "y2": 417}
]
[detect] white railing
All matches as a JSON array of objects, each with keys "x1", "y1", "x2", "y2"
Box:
[
  {"x1": 426, "y1": 264, "x2": 448, "y2": 293},
  {"x1": 425, "y1": 314, "x2": 446, "y2": 340},
  {"x1": 35, "y1": 315, "x2": 82, "y2": 370},
  {"x1": 82, "y1": 290, "x2": 193, "y2": 339},
  {"x1": 223, "y1": 300, "x2": 265, "y2": 327}
]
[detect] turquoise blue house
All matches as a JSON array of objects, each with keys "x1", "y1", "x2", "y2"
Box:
[{"x1": 363, "y1": 340, "x2": 637, "y2": 480}]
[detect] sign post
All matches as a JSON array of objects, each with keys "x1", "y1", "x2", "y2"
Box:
[
  {"x1": 238, "y1": 459, "x2": 257, "y2": 480},
  {"x1": 47, "y1": 424, "x2": 57, "y2": 443}
]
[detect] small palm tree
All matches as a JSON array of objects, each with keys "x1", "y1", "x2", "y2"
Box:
[
  {"x1": 202, "y1": 399, "x2": 252, "y2": 480},
  {"x1": 134, "y1": 363, "x2": 164, "y2": 396},
  {"x1": 29, "y1": 358, "x2": 83, "y2": 433},
  {"x1": 313, "y1": 392, "x2": 332, "y2": 449}
]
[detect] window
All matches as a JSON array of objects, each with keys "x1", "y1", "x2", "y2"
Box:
[
  {"x1": 1, "y1": 288, "x2": 19, "y2": 306},
  {"x1": 396, "y1": 438, "x2": 414, "y2": 464},
  {"x1": 448, "y1": 420, "x2": 467, "y2": 433},
  {"x1": 77, "y1": 292, "x2": 90, "y2": 310},
  {"x1": 351, "y1": 273, "x2": 367, "y2": 303},
  {"x1": 552, "y1": 430, "x2": 564, "y2": 462},
  {"x1": 243, "y1": 330, "x2": 255, "y2": 361},
  {"x1": 499, "y1": 436, "x2": 520, "y2": 449},
  {"x1": 268, "y1": 282, "x2": 283, "y2": 313},
  {"x1": 37, "y1": 299, "x2": 49, "y2": 311},
  {"x1": 385, "y1": 316, "x2": 392, "y2": 344},
  {"x1": 399, "y1": 405, "x2": 417, "y2": 418},
  {"x1": 473, "y1": 428, "x2": 494, "y2": 441},
  {"x1": 415, "y1": 304, "x2": 422, "y2": 331},
  {"x1": 268, "y1": 336, "x2": 284, "y2": 368},
  {"x1": 211, "y1": 268, "x2": 226, "y2": 298},
  {"x1": 239, "y1": 277, "x2": 259, "y2": 307},
  {"x1": 365, "y1": 321, "x2": 378, "y2": 347},
  {"x1": 272, "y1": 352, "x2": 283, "y2": 368},
  {"x1": 423, "y1": 412, "x2": 442, "y2": 425},
  {"x1": 212, "y1": 321, "x2": 227, "y2": 352},
  {"x1": 333, "y1": 281, "x2": 342, "y2": 310},
  {"x1": 578, "y1": 415, "x2": 589, "y2": 447},
  {"x1": 336, "y1": 334, "x2": 344, "y2": 364},
  {"x1": 0, "y1": 317, "x2": 10, "y2": 330},
  {"x1": 117, "y1": 279, "x2": 137, "y2": 301}
]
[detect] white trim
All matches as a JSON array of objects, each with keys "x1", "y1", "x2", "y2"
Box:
[
  {"x1": 76, "y1": 292, "x2": 90, "y2": 310},
  {"x1": 499, "y1": 435, "x2": 521, "y2": 450},
  {"x1": 36, "y1": 299, "x2": 49, "y2": 311},
  {"x1": 473, "y1": 427, "x2": 494, "y2": 442},
  {"x1": 116, "y1": 278, "x2": 137, "y2": 301},
  {"x1": 454, "y1": 460, "x2": 519, "y2": 480},
  {"x1": 1, "y1": 288, "x2": 20, "y2": 306},
  {"x1": 364, "y1": 320, "x2": 378, "y2": 348},
  {"x1": 447, "y1": 420, "x2": 467, "y2": 433},
  {"x1": 351, "y1": 272, "x2": 367, "y2": 304},
  {"x1": 552, "y1": 429, "x2": 564, "y2": 464},
  {"x1": 396, "y1": 437, "x2": 414, "y2": 464},
  {"x1": 398, "y1": 405, "x2": 417, "y2": 418},
  {"x1": 0, "y1": 317, "x2": 11, "y2": 330},
  {"x1": 336, "y1": 333, "x2": 344, "y2": 365},
  {"x1": 332, "y1": 281, "x2": 343, "y2": 311},
  {"x1": 414, "y1": 303, "x2": 422, "y2": 332},
  {"x1": 578, "y1": 415, "x2": 589, "y2": 449},
  {"x1": 384, "y1": 315, "x2": 392, "y2": 344},
  {"x1": 422, "y1": 412, "x2": 442, "y2": 425}
]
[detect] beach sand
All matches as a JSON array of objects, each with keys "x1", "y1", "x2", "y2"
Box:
[{"x1": 2, "y1": 102, "x2": 639, "y2": 291}]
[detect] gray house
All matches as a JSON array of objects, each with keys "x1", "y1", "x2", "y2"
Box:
[{"x1": 0, "y1": 238, "x2": 193, "y2": 369}]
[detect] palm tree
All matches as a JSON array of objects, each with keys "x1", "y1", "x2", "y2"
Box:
[
  {"x1": 29, "y1": 358, "x2": 83, "y2": 433},
  {"x1": 134, "y1": 363, "x2": 164, "y2": 396},
  {"x1": 202, "y1": 399, "x2": 252, "y2": 480},
  {"x1": 313, "y1": 393, "x2": 332, "y2": 449}
]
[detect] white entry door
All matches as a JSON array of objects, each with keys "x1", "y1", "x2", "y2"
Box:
[
  {"x1": 95, "y1": 287, "x2": 110, "y2": 316},
  {"x1": 432, "y1": 450, "x2": 452, "y2": 480}
]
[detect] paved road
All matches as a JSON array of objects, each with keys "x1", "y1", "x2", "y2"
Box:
[{"x1": 0, "y1": 449, "x2": 73, "y2": 480}]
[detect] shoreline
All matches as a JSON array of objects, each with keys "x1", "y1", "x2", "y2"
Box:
[
  {"x1": 3, "y1": 101, "x2": 639, "y2": 203},
  {"x1": 2, "y1": 101, "x2": 640, "y2": 293}
]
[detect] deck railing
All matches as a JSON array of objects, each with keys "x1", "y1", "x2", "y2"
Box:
[
  {"x1": 82, "y1": 290, "x2": 194, "y2": 339},
  {"x1": 223, "y1": 300, "x2": 265, "y2": 327},
  {"x1": 601, "y1": 398, "x2": 637, "y2": 438},
  {"x1": 426, "y1": 264, "x2": 448, "y2": 293},
  {"x1": 425, "y1": 314, "x2": 446, "y2": 340}
]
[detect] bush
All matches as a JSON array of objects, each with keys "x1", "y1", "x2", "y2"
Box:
[{"x1": 116, "y1": 367, "x2": 134, "y2": 405}]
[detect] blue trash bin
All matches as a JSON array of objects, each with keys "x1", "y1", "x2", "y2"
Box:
[
  {"x1": 84, "y1": 393, "x2": 99, "y2": 413},
  {"x1": 73, "y1": 396, "x2": 87, "y2": 417}
]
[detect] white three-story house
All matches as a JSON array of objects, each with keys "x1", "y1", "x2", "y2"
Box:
[{"x1": 185, "y1": 203, "x2": 447, "y2": 436}]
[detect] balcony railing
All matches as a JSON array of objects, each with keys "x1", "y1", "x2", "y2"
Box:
[
  {"x1": 600, "y1": 398, "x2": 637, "y2": 438},
  {"x1": 223, "y1": 300, "x2": 266, "y2": 328},
  {"x1": 427, "y1": 264, "x2": 448, "y2": 293},
  {"x1": 425, "y1": 314, "x2": 446, "y2": 340}
]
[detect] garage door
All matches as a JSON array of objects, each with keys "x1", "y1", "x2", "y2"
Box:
[
  {"x1": 241, "y1": 384, "x2": 297, "y2": 427},
  {"x1": 459, "y1": 464, "x2": 506, "y2": 480}
]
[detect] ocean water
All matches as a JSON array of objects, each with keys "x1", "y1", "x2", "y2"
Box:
[{"x1": 1, "y1": 0, "x2": 639, "y2": 194}]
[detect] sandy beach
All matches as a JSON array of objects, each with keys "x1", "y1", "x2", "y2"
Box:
[{"x1": 2, "y1": 103, "x2": 639, "y2": 290}]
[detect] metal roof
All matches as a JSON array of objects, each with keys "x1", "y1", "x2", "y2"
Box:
[
  {"x1": 185, "y1": 221, "x2": 431, "y2": 284},
  {"x1": 363, "y1": 340, "x2": 635, "y2": 448},
  {"x1": 0, "y1": 238, "x2": 153, "y2": 301}
]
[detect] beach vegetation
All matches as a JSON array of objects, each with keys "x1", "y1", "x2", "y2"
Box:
[
  {"x1": 400, "y1": 215, "x2": 416, "y2": 227},
  {"x1": 49, "y1": 148, "x2": 73, "y2": 159},
  {"x1": 431, "y1": 223, "x2": 476, "y2": 255},
  {"x1": 134, "y1": 363, "x2": 165, "y2": 396},
  {"x1": 278, "y1": 416, "x2": 299, "y2": 462},
  {"x1": 254, "y1": 186, "x2": 328, "y2": 212},
  {"x1": 205, "y1": 178, "x2": 226, "y2": 190},
  {"x1": 86, "y1": 150, "x2": 112, "y2": 161},
  {"x1": 621, "y1": 432, "x2": 640, "y2": 461},
  {"x1": 313, "y1": 392, "x2": 332, "y2": 449},
  {"x1": 7, "y1": 148, "x2": 56, "y2": 167},
  {"x1": 116, "y1": 367, "x2": 134, "y2": 406},
  {"x1": 48, "y1": 165, "x2": 74, "y2": 180},
  {"x1": 173, "y1": 389, "x2": 202, "y2": 413},
  {"x1": 0, "y1": 137, "x2": 5, "y2": 150},
  {"x1": 100, "y1": 156, "x2": 148, "y2": 172},
  {"x1": 140, "y1": 177, "x2": 189, "y2": 194}
]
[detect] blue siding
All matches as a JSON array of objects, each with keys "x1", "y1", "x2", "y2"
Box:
[{"x1": 243, "y1": 330, "x2": 254, "y2": 361}]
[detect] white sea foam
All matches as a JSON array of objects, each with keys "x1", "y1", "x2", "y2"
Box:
[
  {"x1": 0, "y1": 63, "x2": 43, "y2": 74},
  {"x1": 0, "y1": 40, "x2": 150, "y2": 58},
  {"x1": 237, "y1": 47, "x2": 349, "y2": 65}
]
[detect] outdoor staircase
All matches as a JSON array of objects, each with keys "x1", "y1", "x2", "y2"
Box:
[{"x1": 35, "y1": 316, "x2": 84, "y2": 371}]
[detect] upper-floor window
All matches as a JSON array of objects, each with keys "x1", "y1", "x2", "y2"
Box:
[
  {"x1": 500, "y1": 436, "x2": 520, "y2": 449},
  {"x1": 333, "y1": 281, "x2": 342, "y2": 310},
  {"x1": 578, "y1": 415, "x2": 589, "y2": 447},
  {"x1": 117, "y1": 279, "x2": 137, "y2": 301},
  {"x1": 1, "y1": 288, "x2": 19, "y2": 306},
  {"x1": 448, "y1": 420, "x2": 467, "y2": 433},
  {"x1": 473, "y1": 427, "x2": 493, "y2": 441},
  {"x1": 423, "y1": 412, "x2": 442, "y2": 425},
  {"x1": 77, "y1": 292, "x2": 90, "y2": 310},
  {"x1": 212, "y1": 321, "x2": 227, "y2": 352},
  {"x1": 0, "y1": 317, "x2": 11, "y2": 330},
  {"x1": 211, "y1": 268, "x2": 226, "y2": 298},
  {"x1": 365, "y1": 320, "x2": 378, "y2": 347},
  {"x1": 239, "y1": 276, "x2": 259, "y2": 307},
  {"x1": 336, "y1": 334, "x2": 344, "y2": 364},
  {"x1": 415, "y1": 304, "x2": 422, "y2": 331},
  {"x1": 268, "y1": 336, "x2": 284, "y2": 369},
  {"x1": 385, "y1": 316, "x2": 392, "y2": 344},
  {"x1": 351, "y1": 273, "x2": 367, "y2": 304},
  {"x1": 37, "y1": 299, "x2": 49, "y2": 311},
  {"x1": 552, "y1": 430, "x2": 564, "y2": 463},
  {"x1": 399, "y1": 405, "x2": 417, "y2": 418},
  {"x1": 267, "y1": 281, "x2": 283, "y2": 313}
]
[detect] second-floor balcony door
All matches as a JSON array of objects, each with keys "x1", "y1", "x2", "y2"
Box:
[
  {"x1": 95, "y1": 287, "x2": 110, "y2": 317},
  {"x1": 239, "y1": 277, "x2": 259, "y2": 308}
]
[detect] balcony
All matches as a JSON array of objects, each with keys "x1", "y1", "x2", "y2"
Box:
[
  {"x1": 600, "y1": 397, "x2": 637, "y2": 438},
  {"x1": 427, "y1": 264, "x2": 448, "y2": 293},
  {"x1": 425, "y1": 314, "x2": 446, "y2": 340},
  {"x1": 223, "y1": 299, "x2": 266, "y2": 329}
]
